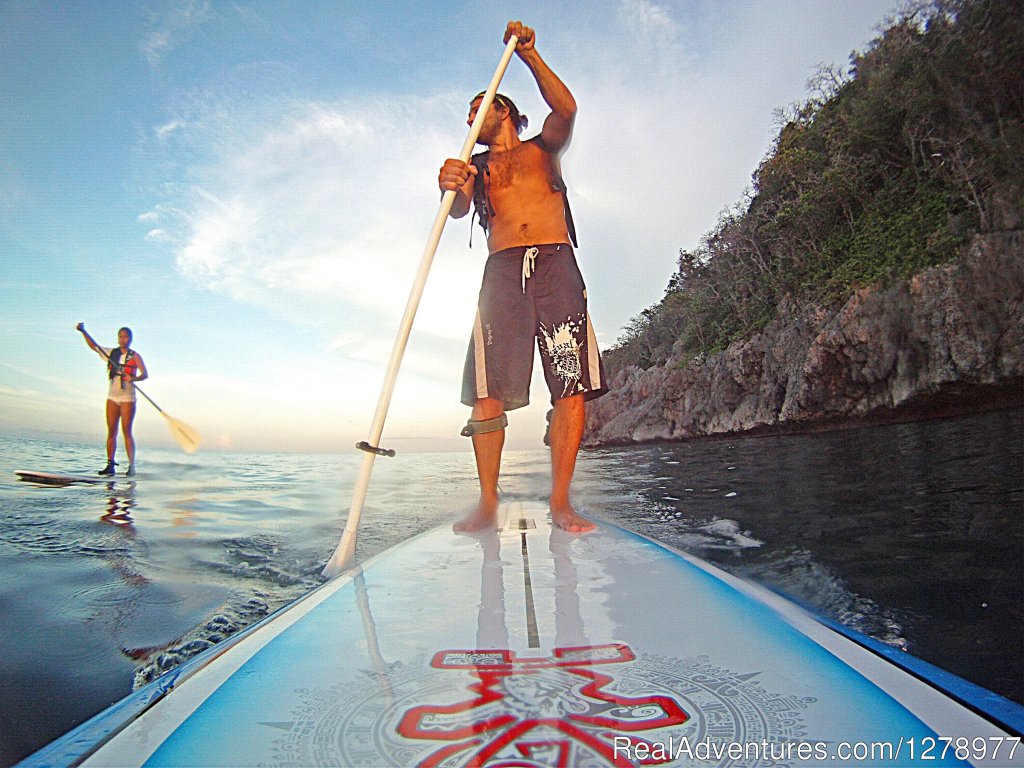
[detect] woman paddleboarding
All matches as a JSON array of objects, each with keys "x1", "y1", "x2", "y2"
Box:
[{"x1": 77, "y1": 323, "x2": 149, "y2": 476}]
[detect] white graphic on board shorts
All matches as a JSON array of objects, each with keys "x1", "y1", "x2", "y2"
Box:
[{"x1": 541, "y1": 318, "x2": 583, "y2": 397}]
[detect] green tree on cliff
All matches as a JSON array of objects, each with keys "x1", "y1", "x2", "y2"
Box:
[{"x1": 608, "y1": 0, "x2": 1023, "y2": 374}]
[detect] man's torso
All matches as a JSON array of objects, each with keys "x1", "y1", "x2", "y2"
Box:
[{"x1": 478, "y1": 139, "x2": 571, "y2": 253}]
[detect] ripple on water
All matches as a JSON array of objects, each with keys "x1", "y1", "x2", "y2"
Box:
[
  {"x1": 731, "y1": 546, "x2": 910, "y2": 650},
  {"x1": 131, "y1": 595, "x2": 272, "y2": 689}
]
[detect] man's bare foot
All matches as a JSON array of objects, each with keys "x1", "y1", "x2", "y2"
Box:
[
  {"x1": 550, "y1": 501, "x2": 596, "y2": 533},
  {"x1": 453, "y1": 498, "x2": 499, "y2": 533}
]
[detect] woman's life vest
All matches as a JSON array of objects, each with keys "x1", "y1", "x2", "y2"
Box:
[{"x1": 108, "y1": 349, "x2": 138, "y2": 389}]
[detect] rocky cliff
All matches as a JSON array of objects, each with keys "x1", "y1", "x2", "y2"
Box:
[{"x1": 584, "y1": 231, "x2": 1024, "y2": 446}]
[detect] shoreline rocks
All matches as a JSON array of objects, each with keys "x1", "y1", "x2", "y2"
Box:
[{"x1": 584, "y1": 231, "x2": 1024, "y2": 446}]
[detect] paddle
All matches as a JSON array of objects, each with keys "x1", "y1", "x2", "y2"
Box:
[
  {"x1": 133, "y1": 386, "x2": 202, "y2": 454},
  {"x1": 322, "y1": 36, "x2": 520, "y2": 577},
  {"x1": 76, "y1": 325, "x2": 202, "y2": 454}
]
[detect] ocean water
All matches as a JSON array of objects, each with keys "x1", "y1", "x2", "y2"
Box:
[{"x1": 1, "y1": 407, "x2": 1021, "y2": 765}]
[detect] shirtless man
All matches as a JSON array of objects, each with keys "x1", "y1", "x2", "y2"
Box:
[{"x1": 439, "y1": 21, "x2": 606, "y2": 533}]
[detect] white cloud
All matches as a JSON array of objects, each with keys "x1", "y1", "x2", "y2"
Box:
[
  {"x1": 153, "y1": 93, "x2": 484, "y2": 380},
  {"x1": 155, "y1": 119, "x2": 187, "y2": 140},
  {"x1": 616, "y1": 0, "x2": 692, "y2": 74},
  {"x1": 144, "y1": 228, "x2": 172, "y2": 243},
  {"x1": 141, "y1": 0, "x2": 213, "y2": 68}
]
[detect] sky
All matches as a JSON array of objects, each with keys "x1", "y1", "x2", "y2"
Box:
[{"x1": 0, "y1": 0, "x2": 900, "y2": 455}]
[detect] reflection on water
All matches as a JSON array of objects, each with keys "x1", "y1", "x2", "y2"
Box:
[
  {"x1": 0, "y1": 407, "x2": 1020, "y2": 765},
  {"x1": 97, "y1": 482, "x2": 148, "y2": 592},
  {"x1": 100, "y1": 481, "x2": 137, "y2": 527},
  {"x1": 472, "y1": 529, "x2": 510, "y2": 651},
  {"x1": 463, "y1": 516, "x2": 597, "y2": 655},
  {"x1": 574, "y1": 408, "x2": 1023, "y2": 709}
]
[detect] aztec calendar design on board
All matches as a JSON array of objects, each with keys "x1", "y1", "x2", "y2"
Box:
[{"x1": 265, "y1": 643, "x2": 816, "y2": 767}]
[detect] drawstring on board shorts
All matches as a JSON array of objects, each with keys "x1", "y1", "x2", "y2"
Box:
[{"x1": 521, "y1": 246, "x2": 539, "y2": 293}]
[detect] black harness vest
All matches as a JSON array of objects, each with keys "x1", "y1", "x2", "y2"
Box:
[{"x1": 470, "y1": 137, "x2": 578, "y2": 248}]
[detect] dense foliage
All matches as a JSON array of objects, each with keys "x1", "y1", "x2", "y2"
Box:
[{"x1": 607, "y1": 0, "x2": 1023, "y2": 374}]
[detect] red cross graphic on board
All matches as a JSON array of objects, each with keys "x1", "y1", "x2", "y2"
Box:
[{"x1": 397, "y1": 644, "x2": 688, "y2": 767}]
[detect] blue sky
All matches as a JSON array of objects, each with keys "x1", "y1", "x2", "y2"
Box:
[{"x1": 1, "y1": 0, "x2": 897, "y2": 454}]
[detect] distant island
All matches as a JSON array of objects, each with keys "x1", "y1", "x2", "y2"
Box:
[{"x1": 585, "y1": 0, "x2": 1022, "y2": 446}]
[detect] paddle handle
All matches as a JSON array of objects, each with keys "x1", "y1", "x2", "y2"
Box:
[{"x1": 323, "y1": 36, "x2": 519, "y2": 578}]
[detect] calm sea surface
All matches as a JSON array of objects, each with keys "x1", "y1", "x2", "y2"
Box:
[{"x1": 1, "y1": 407, "x2": 1021, "y2": 765}]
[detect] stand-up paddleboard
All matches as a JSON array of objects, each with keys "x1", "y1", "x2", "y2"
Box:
[
  {"x1": 18, "y1": 503, "x2": 1023, "y2": 767},
  {"x1": 14, "y1": 470, "x2": 122, "y2": 486}
]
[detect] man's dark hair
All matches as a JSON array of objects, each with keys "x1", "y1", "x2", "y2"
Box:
[{"x1": 474, "y1": 92, "x2": 528, "y2": 134}]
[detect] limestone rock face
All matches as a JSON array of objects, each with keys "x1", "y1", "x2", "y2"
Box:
[{"x1": 584, "y1": 232, "x2": 1024, "y2": 446}]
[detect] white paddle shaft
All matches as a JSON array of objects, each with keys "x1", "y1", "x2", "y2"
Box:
[{"x1": 323, "y1": 36, "x2": 520, "y2": 577}]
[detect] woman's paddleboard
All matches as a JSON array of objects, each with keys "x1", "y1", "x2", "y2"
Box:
[
  {"x1": 14, "y1": 470, "x2": 120, "y2": 486},
  {"x1": 18, "y1": 502, "x2": 1023, "y2": 767}
]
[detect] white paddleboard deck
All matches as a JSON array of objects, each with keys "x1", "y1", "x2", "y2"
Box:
[{"x1": 22, "y1": 503, "x2": 1023, "y2": 767}]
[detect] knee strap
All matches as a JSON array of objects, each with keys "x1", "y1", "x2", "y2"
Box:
[{"x1": 461, "y1": 413, "x2": 508, "y2": 437}]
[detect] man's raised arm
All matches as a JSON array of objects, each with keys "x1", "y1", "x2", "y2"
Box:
[{"x1": 505, "y1": 21, "x2": 576, "y2": 154}]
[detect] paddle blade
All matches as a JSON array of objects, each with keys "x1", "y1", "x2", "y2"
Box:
[{"x1": 163, "y1": 413, "x2": 202, "y2": 453}]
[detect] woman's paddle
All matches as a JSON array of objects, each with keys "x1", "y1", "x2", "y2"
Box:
[
  {"x1": 322, "y1": 36, "x2": 520, "y2": 577},
  {"x1": 133, "y1": 386, "x2": 202, "y2": 454},
  {"x1": 77, "y1": 325, "x2": 202, "y2": 454}
]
